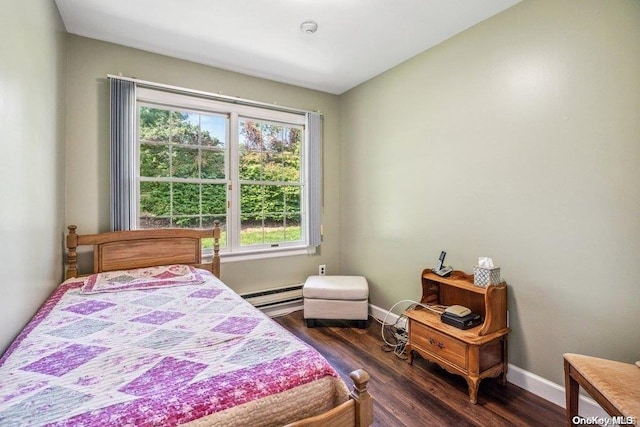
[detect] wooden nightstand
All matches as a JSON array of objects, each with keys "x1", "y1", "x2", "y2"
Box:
[{"x1": 405, "y1": 269, "x2": 510, "y2": 404}]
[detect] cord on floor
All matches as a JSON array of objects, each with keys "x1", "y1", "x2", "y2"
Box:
[{"x1": 371, "y1": 299, "x2": 449, "y2": 361}]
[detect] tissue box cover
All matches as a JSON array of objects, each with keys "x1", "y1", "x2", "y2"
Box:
[{"x1": 474, "y1": 267, "x2": 501, "y2": 287}]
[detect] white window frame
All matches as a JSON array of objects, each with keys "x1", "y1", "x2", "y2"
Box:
[{"x1": 136, "y1": 87, "x2": 313, "y2": 261}]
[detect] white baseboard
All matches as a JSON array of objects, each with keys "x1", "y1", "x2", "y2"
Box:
[
  {"x1": 506, "y1": 363, "x2": 607, "y2": 418},
  {"x1": 369, "y1": 303, "x2": 608, "y2": 418},
  {"x1": 369, "y1": 302, "x2": 408, "y2": 330}
]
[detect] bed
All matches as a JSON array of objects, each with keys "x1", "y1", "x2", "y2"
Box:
[{"x1": 0, "y1": 223, "x2": 373, "y2": 426}]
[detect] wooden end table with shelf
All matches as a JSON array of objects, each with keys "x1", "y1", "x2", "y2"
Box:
[{"x1": 405, "y1": 269, "x2": 510, "y2": 404}]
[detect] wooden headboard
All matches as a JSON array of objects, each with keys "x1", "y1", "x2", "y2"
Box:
[{"x1": 65, "y1": 222, "x2": 221, "y2": 279}]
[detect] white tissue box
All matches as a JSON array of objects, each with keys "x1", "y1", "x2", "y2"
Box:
[{"x1": 473, "y1": 267, "x2": 501, "y2": 287}]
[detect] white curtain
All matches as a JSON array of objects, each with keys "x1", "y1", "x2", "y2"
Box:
[
  {"x1": 109, "y1": 78, "x2": 136, "y2": 231},
  {"x1": 307, "y1": 112, "x2": 323, "y2": 246}
]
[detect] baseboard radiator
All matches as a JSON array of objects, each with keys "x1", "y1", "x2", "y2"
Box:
[{"x1": 241, "y1": 284, "x2": 304, "y2": 311}]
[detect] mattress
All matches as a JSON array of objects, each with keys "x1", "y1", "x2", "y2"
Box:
[{"x1": 0, "y1": 267, "x2": 348, "y2": 426}]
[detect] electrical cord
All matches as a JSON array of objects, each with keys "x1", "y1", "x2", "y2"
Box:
[{"x1": 377, "y1": 299, "x2": 449, "y2": 360}]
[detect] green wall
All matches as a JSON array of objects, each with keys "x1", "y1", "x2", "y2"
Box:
[
  {"x1": 339, "y1": 0, "x2": 640, "y2": 385},
  {"x1": 0, "y1": 2, "x2": 67, "y2": 351}
]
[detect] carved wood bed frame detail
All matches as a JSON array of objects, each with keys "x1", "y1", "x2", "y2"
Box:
[
  {"x1": 65, "y1": 222, "x2": 222, "y2": 279},
  {"x1": 63, "y1": 223, "x2": 373, "y2": 427}
]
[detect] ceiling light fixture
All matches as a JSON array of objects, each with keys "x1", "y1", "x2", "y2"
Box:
[{"x1": 300, "y1": 21, "x2": 318, "y2": 34}]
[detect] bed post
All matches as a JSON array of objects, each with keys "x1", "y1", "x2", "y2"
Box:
[
  {"x1": 212, "y1": 220, "x2": 221, "y2": 278},
  {"x1": 66, "y1": 225, "x2": 79, "y2": 279},
  {"x1": 350, "y1": 369, "x2": 374, "y2": 427}
]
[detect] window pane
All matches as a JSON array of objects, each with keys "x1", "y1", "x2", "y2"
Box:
[
  {"x1": 263, "y1": 219, "x2": 285, "y2": 244},
  {"x1": 262, "y1": 124, "x2": 283, "y2": 181},
  {"x1": 283, "y1": 126, "x2": 301, "y2": 181},
  {"x1": 240, "y1": 184, "x2": 264, "y2": 246},
  {"x1": 262, "y1": 124, "x2": 283, "y2": 152},
  {"x1": 263, "y1": 185, "x2": 284, "y2": 218},
  {"x1": 140, "y1": 144, "x2": 170, "y2": 178},
  {"x1": 258, "y1": 152, "x2": 301, "y2": 182},
  {"x1": 173, "y1": 111, "x2": 199, "y2": 145},
  {"x1": 140, "y1": 107, "x2": 170, "y2": 143},
  {"x1": 239, "y1": 119, "x2": 262, "y2": 151},
  {"x1": 202, "y1": 184, "x2": 226, "y2": 216},
  {"x1": 239, "y1": 120, "x2": 302, "y2": 183},
  {"x1": 240, "y1": 184, "x2": 264, "y2": 220},
  {"x1": 282, "y1": 154, "x2": 300, "y2": 181},
  {"x1": 240, "y1": 216, "x2": 302, "y2": 245},
  {"x1": 239, "y1": 151, "x2": 260, "y2": 180},
  {"x1": 283, "y1": 186, "x2": 301, "y2": 213},
  {"x1": 240, "y1": 213, "x2": 263, "y2": 246},
  {"x1": 283, "y1": 127, "x2": 301, "y2": 154},
  {"x1": 200, "y1": 114, "x2": 226, "y2": 148},
  {"x1": 172, "y1": 146, "x2": 199, "y2": 178},
  {"x1": 201, "y1": 150, "x2": 225, "y2": 179},
  {"x1": 262, "y1": 152, "x2": 283, "y2": 181},
  {"x1": 239, "y1": 119, "x2": 262, "y2": 181},
  {"x1": 173, "y1": 183, "x2": 200, "y2": 215},
  {"x1": 284, "y1": 213, "x2": 302, "y2": 242},
  {"x1": 139, "y1": 181, "x2": 171, "y2": 228},
  {"x1": 239, "y1": 183, "x2": 303, "y2": 246},
  {"x1": 238, "y1": 119, "x2": 304, "y2": 248}
]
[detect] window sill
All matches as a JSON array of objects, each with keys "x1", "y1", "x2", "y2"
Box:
[{"x1": 206, "y1": 245, "x2": 317, "y2": 263}]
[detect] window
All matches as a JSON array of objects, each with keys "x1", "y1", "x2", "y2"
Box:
[
  {"x1": 134, "y1": 87, "x2": 316, "y2": 258},
  {"x1": 138, "y1": 107, "x2": 227, "y2": 231},
  {"x1": 237, "y1": 118, "x2": 304, "y2": 247}
]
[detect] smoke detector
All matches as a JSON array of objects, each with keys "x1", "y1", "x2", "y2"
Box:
[{"x1": 300, "y1": 21, "x2": 318, "y2": 34}]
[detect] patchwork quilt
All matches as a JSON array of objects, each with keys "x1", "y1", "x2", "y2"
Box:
[{"x1": 0, "y1": 267, "x2": 348, "y2": 426}]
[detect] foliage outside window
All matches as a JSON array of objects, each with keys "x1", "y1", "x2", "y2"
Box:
[
  {"x1": 136, "y1": 89, "x2": 308, "y2": 256},
  {"x1": 238, "y1": 119, "x2": 303, "y2": 246}
]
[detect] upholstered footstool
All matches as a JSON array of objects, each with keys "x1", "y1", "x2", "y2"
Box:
[{"x1": 303, "y1": 275, "x2": 369, "y2": 328}]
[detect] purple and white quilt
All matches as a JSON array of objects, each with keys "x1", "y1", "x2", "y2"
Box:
[{"x1": 0, "y1": 268, "x2": 347, "y2": 426}]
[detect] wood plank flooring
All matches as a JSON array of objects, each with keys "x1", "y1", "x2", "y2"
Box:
[{"x1": 274, "y1": 311, "x2": 565, "y2": 427}]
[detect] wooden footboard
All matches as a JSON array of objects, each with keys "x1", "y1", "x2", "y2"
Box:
[{"x1": 285, "y1": 370, "x2": 373, "y2": 427}]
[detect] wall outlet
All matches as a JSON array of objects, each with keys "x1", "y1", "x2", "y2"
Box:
[{"x1": 319, "y1": 264, "x2": 326, "y2": 276}]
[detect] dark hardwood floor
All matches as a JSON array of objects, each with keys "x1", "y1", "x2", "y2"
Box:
[{"x1": 274, "y1": 311, "x2": 565, "y2": 427}]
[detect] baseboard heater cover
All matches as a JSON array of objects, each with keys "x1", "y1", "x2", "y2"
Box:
[{"x1": 241, "y1": 284, "x2": 304, "y2": 308}]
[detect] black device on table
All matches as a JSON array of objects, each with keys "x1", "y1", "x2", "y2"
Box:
[{"x1": 441, "y1": 305, "x2": 482, "y2": 330}]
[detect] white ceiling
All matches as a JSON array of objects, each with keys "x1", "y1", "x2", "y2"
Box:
[{"x1": 55, "y1": 0, "x2": 521, "y2": 95}]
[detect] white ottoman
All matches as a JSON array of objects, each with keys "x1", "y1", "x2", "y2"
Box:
[{"x1": 303, "y1": 275, "x2": 369, "y2": 328}]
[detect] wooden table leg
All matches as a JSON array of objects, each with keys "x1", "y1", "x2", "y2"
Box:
[
  {"x1": 564, "y1": 359, "x2": 579, "y2": 427},
  {"x1": 501, "y1": 336, "x2": 509, "y2": 385},
  {"x1": 466, "y1": 376, "x2": 480, "y2": 404},
  {"x1": 406, "y1": 346, "x2": 414, "y2": 364}
]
